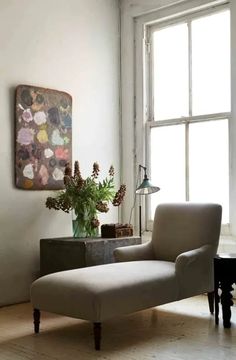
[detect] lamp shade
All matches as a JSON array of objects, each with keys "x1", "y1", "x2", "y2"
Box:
[
  {"x1": 135, "y1": 164, "x2": 160, "y2": 237},
  {"x1": 136, "y1": 174, "x2": 160, "y2": 195}
]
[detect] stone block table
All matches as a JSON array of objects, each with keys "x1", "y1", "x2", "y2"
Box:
[{"x1": 40, "y1": 236, "x2": 141, "y2": 276}]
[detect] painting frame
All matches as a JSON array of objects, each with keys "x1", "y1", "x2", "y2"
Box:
[{"x1": 15, "y1": 84, "x2": 72, "y2": 190}]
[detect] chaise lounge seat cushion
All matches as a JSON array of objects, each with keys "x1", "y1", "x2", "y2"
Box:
[{"x1": 31, "y1": 260, "x2": 178, "y2": 322}]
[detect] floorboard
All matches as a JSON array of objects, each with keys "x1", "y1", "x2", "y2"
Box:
[{"x1": 0, "y1": 295, "x2": 235, "y2": 359}]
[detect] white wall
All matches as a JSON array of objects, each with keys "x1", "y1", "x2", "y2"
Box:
[{"x1": 0, "y1": 0, "x2": 120, "y2": 306}]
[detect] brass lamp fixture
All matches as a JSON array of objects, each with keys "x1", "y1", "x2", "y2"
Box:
[{"x1": 136, "y1": 165, "x2": 160, "y2": 236}]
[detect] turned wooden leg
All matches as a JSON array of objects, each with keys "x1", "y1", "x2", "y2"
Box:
[
  {"x1": 207, "y1": 291, "x2": 214, "y2": 314},
  {"x1": 93, "y1": 322, "x2": 101, "y2": 350},
  {"x1": 220, "y1": 280, "x2": 234, "y2": 328},
  {"x1": 33, "y1": 309, "x2": 40, "y2": 333}
]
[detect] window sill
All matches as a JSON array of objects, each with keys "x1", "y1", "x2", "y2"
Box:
[{"x1": 218, "y1": 235, "x2": 236, "y2": 253}]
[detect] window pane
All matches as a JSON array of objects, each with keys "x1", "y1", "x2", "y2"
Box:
[
  {"x1": 153, "y1": 23, "x2": 188, "y2": 120},
  {"x1": 150, "y1": 125, "x2": 185, "y2": 218},
  {"x1": 189, "y1": 120, "x2": 229, "y2": 223},
  {"x1": 192, "y1": 10, "x2": 230, "y2": 115}
]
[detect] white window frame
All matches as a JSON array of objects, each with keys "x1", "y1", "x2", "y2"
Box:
[{"x1": 133, "y1": 0, "x2": 231, "y2": 236}]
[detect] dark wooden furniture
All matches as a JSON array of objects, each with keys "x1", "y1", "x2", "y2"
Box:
[
  {"x1": 33, "y1": 308, "x2": 102, "y2": 350},
  {"x1": 214, "y1": 253, "x2": 236, "y2": 328},
  {"x1": 40, "y1": 236, "x2": 141, "y2": 276},
  {"x1": 101, "y1": 223, "x2": 133, "y2": 238},
  {"x1": 207, "y1": 291, "x2": 214, "y2": 314}
]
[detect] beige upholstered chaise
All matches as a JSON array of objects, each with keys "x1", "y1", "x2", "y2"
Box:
[{"x1": 31, "y1": 203, "x2": 222, "y2": 350}]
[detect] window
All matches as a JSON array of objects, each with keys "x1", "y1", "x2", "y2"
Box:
[{"x1": 146, "y1": 7, "x2": 230, "y2": 226}]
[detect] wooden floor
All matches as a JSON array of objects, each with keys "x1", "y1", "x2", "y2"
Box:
[{"x1": 0, "y1": 295, "x2": 235, "y2": 360}]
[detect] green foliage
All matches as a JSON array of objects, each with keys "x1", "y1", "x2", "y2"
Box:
[{"x1": 45, "y1": 161, "x2": 126, "y2": 237}]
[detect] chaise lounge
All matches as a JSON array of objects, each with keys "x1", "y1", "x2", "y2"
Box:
[{"x1": 31, "y1": 202, "x2": 222, "y2": 350}]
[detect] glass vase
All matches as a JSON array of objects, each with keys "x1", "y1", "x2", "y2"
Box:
[
  {"x1": 72, "y1": 212, "x2": 99, "y2": 238},
  {"x1": 72, "y1": 218, "x2": 87, "y2": 238}
]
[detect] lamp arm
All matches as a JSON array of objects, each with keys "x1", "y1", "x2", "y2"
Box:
[
  {"x1": 139, "y1": 165, "x2": 148, "y2": 179},
  {"x1": 139, "y1": 165, "x2": 146, "y2": 171}
]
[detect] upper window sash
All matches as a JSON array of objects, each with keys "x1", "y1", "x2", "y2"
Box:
[
  {"x1": 145, "y1": 3, "x2": 230, "y2": 123},
  {"x1": 147, "y1": 2, "x2": 229, "y2": 36}
]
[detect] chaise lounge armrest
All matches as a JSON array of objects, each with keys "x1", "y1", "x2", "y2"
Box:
[
  {"x1": 175, "y1": 244, "x2": 216, "y2": 297},
  {"x1": 114, "y1": 241, "x2": 155, "y2": 262},
  {"x1": 175, "y1": 244, "x2": 215, "y2": 273}
]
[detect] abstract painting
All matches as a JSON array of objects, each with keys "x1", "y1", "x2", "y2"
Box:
[{"x1": 15, "y1": 85, "x2": 72, "y2": 190}]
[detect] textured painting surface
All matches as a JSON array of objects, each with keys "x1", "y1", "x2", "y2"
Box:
[{"x1": 15, "y1": 85, "x2": 72, "y2": 190}]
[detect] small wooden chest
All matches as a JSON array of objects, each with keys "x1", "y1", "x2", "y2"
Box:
[{"x1": 101, "y1": 223, "x2": 133, "y2": 238}]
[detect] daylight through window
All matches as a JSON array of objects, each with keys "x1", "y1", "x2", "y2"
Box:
[{"x1": 147, "y1": 7, "x2": 230, "y2": 225}]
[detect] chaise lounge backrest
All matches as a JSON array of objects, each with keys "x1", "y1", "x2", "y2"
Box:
[{"x1": 151, "y1": 203, "x2": 222, "y2": 262}]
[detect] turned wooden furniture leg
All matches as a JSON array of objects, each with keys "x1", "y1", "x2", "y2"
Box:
[
  {"x1": 207, "y1": 291, "x2": 214, "y2": 314},
  {"x1": 33, "y1": 309, "x2": 40, "y2": 333},
  {"x1": 93, "y1": 322, "x2": 101, "y2": 350},
  {"x1": 220, "y1": 280, "x2": 234, "y2": 328}
]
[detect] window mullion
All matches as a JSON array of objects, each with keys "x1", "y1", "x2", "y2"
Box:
[
  {"x1": 186, "y1": 20, "x2": 192, "y2": 201},
  {"x1": 188, "y1": 20, "x2": 193, "y2": 118},
  {"x1": 186, "y1": 122, "x2": 190, "y2": 201}
]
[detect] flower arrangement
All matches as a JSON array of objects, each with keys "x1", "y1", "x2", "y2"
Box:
[{"x1": 46, "y1": 161, "x2": 126, "y2": 237}]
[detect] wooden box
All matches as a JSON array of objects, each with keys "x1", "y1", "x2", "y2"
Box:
[{"x1": 101, "y1": 223, "x2": 133, "y2": 238}]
